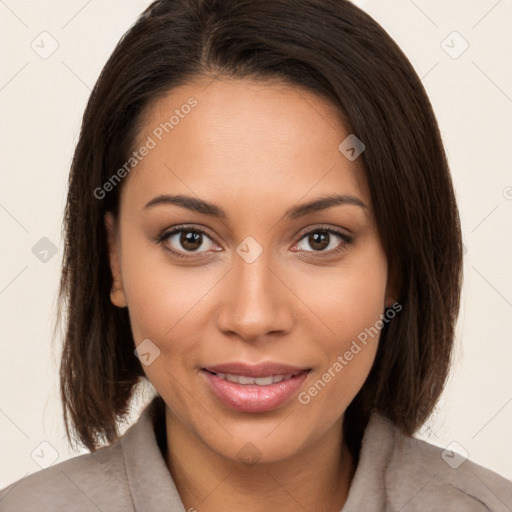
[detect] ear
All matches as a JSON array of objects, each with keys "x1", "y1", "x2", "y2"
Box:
[{"x1": 105, "y1": 212, "x2": 128, "y2": 308}]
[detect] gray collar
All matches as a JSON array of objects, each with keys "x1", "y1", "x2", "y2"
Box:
[{"x1": 119, "y1": 396, "x2": 394, "y2": 511}]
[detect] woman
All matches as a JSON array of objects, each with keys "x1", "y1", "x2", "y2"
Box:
[{"x1": 1, "y1": 0, "x2": 511, "y2": 510}]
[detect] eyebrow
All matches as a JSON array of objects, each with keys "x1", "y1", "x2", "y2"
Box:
[{"x1": 143, "y1": 193, "x2": 367, "y2": 220}]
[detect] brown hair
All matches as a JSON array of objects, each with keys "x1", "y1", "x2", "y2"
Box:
[{"x1": 58, "y1": 0, "x2": 463, "y2": 455}]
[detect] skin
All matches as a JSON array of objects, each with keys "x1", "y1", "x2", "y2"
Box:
[{"x1": 106, "y1": 76, "x2": 397, "y2": 512}]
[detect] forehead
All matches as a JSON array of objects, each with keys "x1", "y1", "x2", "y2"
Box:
[{"x1": 121, "y1": 76, "x2": 371, "y2": 217}]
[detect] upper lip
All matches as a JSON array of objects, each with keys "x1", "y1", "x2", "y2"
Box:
[{"x1": 202, "y1": 362, "x2": 311, "y2": 378}]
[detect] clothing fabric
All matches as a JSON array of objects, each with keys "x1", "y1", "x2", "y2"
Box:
[{"x1": 1, "y1": 396, "x2": 511, "y2": 511}]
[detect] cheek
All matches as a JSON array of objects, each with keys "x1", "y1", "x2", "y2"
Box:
[
  {"x1": 119, "y1": 228, "x2": 219, "y2": 345},
  {"x1": 125, "y1": 269, "x2": 216, "y2": 344},
  {"x1": 296, "y1": 294, "x2": 385, "y2": 432},
  {"x1": 296, "y1": 239, "x2": 388, "y2": 340},
  {"x1": 294, "y1": 243, "x2": 387, "y2": 410}
]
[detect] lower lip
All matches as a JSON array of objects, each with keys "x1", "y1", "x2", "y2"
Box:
[{"x1": 201, "y1": 370, "x2": 310, "y2": 413}]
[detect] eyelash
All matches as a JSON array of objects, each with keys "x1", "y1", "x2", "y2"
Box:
[{"x1": 156, "y1": 224, "x2": 353, "y2": 260}]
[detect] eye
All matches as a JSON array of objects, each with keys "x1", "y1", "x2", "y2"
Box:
[
  {"x1": 294, "y1": 227, "x2": 352, "y2": 255},
  {"x1": 156, "y1": 224, "x2": 353, "y2": 260},
  {"x1": 158, "y1": 226, "x2": 220, "y2": 258}
]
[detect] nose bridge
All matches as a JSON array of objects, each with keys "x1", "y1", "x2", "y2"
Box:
[{"x1": 216, "y1": 247, "x2": 292, "y2": 341}]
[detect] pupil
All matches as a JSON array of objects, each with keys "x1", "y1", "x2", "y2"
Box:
[
  {"x1": 181, "y1": 231, "x2": 202, "y2": 251},
  {"x1": 310, "y1": 231, "x2": 329, "y2": 250}
]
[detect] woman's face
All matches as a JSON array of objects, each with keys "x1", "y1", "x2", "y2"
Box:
[{"x1": 106, "y1": 76, "x2": 395, "y2": 464}]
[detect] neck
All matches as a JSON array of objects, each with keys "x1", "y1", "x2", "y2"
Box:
[{"x1": 164, "y1": 410, "x2": 356, "y2": 512}]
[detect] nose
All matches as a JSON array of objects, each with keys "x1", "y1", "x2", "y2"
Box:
[{"x1": 215, "y1": 251, "x2": 294, "y2": 343}]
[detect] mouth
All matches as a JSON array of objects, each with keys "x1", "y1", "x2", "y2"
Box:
[
  {"x1": 203, "y1": 370, "x2": 306, "y2": 386},
  {"x1": 201, "y1": 362, "x2": 311, "y2": 413}
]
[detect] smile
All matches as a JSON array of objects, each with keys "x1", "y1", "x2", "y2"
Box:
[
  {"x1": 201, "y1": 364, "x2": 311, "y2": 413},
  {"x1": 211, "y1": 371, "x2": 303, "y2": 386}
]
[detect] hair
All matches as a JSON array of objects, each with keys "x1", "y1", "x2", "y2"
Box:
[{"x1": 57, "y1": 0, "x2": 463, "y2": 457}]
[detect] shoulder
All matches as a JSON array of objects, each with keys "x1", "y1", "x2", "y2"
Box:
[
  {"x1": 377, "y1": 414, "x2": 512, "y2": 511},
  {"x1": 0, "y1": 439, "x2": 134, "y2": 512},
  {"x1": 0, "y1": 396, "x2": 170, "y2": 512}
]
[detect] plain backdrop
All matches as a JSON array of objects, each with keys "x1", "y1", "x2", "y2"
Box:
[{"x1": 1, "y1": 0, "x2": 511, "y2": 489}]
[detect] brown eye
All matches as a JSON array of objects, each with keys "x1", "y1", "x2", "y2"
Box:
[
  {"x1": 307, "y1": 231, "x2": 330, "y2": 251},
  {"x1": 161, "y1": 227, "x2": 217, "y2": 255},
  {"x1": 180, "y1": 230, "x2": 203, "y2": 251},
  {"x1": 295, "y1": 227, "x2": 352, "y2": 255}
]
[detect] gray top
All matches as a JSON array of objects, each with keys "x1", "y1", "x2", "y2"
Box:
[{"x1": 1, "y1": 396, "x2": 511, "y2": 511}]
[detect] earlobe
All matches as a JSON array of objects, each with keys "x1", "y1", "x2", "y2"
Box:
[
  {"x1": 110, "y1": 285, "x2": 128, "y2": 308},
  {"x1": 385, "y1": 286, "x2": 398, "y2": 308},
  {"x1": 105, "y1": 212, "x2": 128, "y2": 308},
  {"x1": 385, "y1": 295, "x2": 398, "y2": 309},
  {"x1": 385, "y1": 267, "x2": 401, "y2": 309}
]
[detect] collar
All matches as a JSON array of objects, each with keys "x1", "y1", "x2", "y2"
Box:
[
  {"x1": 120, "y1": 395, "x2": 395, "y2": 511},
  {"x1": 121, "y1": 396, "x2": 186, "y2": 511}
]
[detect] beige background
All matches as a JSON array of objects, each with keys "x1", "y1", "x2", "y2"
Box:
[{"x1": 1, "y1": 0, "x2": 511, "y2": 488}]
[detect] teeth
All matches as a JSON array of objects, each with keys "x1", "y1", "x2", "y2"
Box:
[{"x1": 214, "y1": 372, "x2": 299, "y2": 385}]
